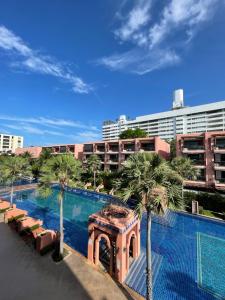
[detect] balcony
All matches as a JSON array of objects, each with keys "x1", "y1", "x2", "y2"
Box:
[
  {"x1": 108, "y1": 144, "x2": 119, "y2": 153},
  {"x1": 140, "y1": 143, "x2": 155, "y2": 152},
  {"x1": 215, "y1": 178, "x2": 225, "y2": 187},
  {"x1": 96, "y1": 145, "x2": 105, "y2": 153},
  {"x1": 83, "y1": 144, "x2": 94, "y2": 153},
  {"x1": 214, "y1": 161, "x2": 225, "y2": 170},
  {"x1": 107, "y1": 154, "x2": 119, "y2": 164},
  {"x1": 123, "y1": 144, "x2": 135, "y2": 153},
  {"x1": 214, "y1": 138, "x2": 225, "y2": 153},
  {"x1": 182, "y1": 140, "x2": 205, "y2": 153}
]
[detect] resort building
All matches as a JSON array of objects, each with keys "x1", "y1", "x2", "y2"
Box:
[
  {"x1": 82, "y1": 137, "x2": 170, "y2": 171},
  {"x1": 15, "y1": 146, "x2": 43, "y2": 158},
  {"x1": 0, "y1": 134, "x2": 23, "y2": 154},
  {"x1": 176, "y1": 131, "x2": 225, "y2": 191},
  {"x1": 102, "y1": 89, "x2": 225, "y2": 141},
  {"x1": 15, "y1": 144, "x2": 84, "y2": 159},
  {"x1": 42, "y1": 144, "x2": 83, "y2": 159}
]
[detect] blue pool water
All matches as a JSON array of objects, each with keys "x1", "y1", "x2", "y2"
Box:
[
  {"x1": 3, "y1": 187, "x2": 111, "y2": 255},
  {"x1": 2, "y1": 187, "x2": 225, "y2": 300}
]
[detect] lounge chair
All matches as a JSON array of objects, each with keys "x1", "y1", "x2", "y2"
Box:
[
  {"x1": 0, "y1": 201, "x2": 11, "y2": 213},
  {"x1": 4, "y1": 207, "x2": 27, "y2": 223},
  {"x1": 17, "y1": 216, "x2": 43, "y2": 233},
  {"x1": 36, "y1": 229, "x2": 58, "y2": 254}
]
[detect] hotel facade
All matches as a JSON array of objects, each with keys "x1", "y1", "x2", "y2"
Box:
[
  {"x1": 102, "y1": 90, "x2": 225, "y2": 141},
  {"x1": 176, "y1": 132, "x2": 225, "y2": 191},
  {"x1": 15, "y1": 137, "x2": 170, "y2": 172},
  {"x1": 82, "y1": 137, "x2": 170, "y2": 172},
  {"x1": 15, "y1": 132, "x2": 225, "y2": 191},
  {"x1": 0, "y1": 134, "x2": 23, "y2": 154}
]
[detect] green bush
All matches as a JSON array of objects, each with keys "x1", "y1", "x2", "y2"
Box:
[
  {"x1": 201, "y1": 209, "x2": 217, "y2": 218},
  {"x1": 184, "y1": 191, "x2": 225, "y2": 213}
]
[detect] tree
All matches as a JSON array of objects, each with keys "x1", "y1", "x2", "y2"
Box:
[
  {"x1": 39, "y1": 148, "x2": 52, "y2": 161},
  {"x1": 86, "y1": 154, "x2": 101, "y2": 189},
  {"x1": 30, "y1": 148, "x2": 53, "y2": 179},
  {"x1": 114, "y1": 153, "x2": 183, "y2": 300},
  {"x1": 1, "y1": 156, "x2": 32, "y2": 207},
  {"x1": 119, "y1": 128, "x2": 148, "y2": 139},
  {"x1": 38, "y1": 154, "x2": 82, "y2": 257},
  {"x1": 20, "y1": 151, "x2": 33, "y2": 160},
  {"x1": 169, "y1": 138, "x2": 177, "y2": 160},
  {"x1": 171, "y1": 156, "x2": 198, "y2": 199}
]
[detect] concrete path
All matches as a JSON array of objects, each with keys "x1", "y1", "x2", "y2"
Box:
[{"x1": 0, "y1": 219, "x2": 139, "y2": 300}]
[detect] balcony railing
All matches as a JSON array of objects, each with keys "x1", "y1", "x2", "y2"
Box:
[
  {"x1": 83, "y1": 146, "x2": 93, "y2": 152},
  {"x1": 215, "y1": 161, "x2": 225, "y2": 166},
  {"x1": 215, "y1": 178, "x2": 225, "y2": 184},
  {"x1": 196, "y1": 177, "x2": 206, "y2": 182},
  {"x1": 96, "y1": 146, "x2": 105, "y2": 152},
  {"x1": 192, "y1": 160, "x2": 205, "y2": 165},
  {"x1": 215, "y1": 139, "x2": 225, "y2": 149},
  {"x1": 183, "y1": 145, "x2": 204, "y2": 150},
  {"x1": 123, "y1": 146, "x2": 135, "y2": 152},
  {"x1": 108, "y1": 146, "x2": 119, "y2": 152}
]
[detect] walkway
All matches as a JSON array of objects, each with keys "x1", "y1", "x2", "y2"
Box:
[{"x1": 0, "y1": 218, "x2": 140, "y2": 300}]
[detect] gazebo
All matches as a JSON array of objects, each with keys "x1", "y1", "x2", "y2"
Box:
[{"x1": 87, "y1": 204, "x2": 140, "y2": 283}]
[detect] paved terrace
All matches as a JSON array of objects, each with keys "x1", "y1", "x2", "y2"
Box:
[{"x1": 0, "y1": 216, "x2": 142, "y2": 300}]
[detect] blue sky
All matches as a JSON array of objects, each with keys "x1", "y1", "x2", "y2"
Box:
[{"x1": 0, "y1": 0, "x2": 225, "y2": 146}]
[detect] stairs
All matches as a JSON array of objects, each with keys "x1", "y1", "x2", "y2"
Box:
[
  {"x1": 125, "y1": 251, "x2": 163, "y2": 298},
  {"x1": 152, "y1": 209, "x2": 177, "y2": 228}
]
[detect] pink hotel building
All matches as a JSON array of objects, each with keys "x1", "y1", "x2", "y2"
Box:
[
  {"x1": 15, "y1": 131, "x2": 225, "y2": 191},
  {"x1": 15, "y1": 137, "x2": 170, "y2": 171},
  {"x1": 176, "y1": 131, "x2": 225, "y2": 191}
]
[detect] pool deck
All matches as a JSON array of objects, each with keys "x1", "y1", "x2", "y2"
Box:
[{"x1": 0, "y1": 215, "x2": 142, "y2": 300}]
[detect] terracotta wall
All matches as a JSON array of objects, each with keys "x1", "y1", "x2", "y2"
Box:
[{"x1": 15, "y1": 146, "x2": 43, "y2": 158}]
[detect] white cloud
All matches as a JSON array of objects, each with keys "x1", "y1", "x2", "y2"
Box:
[
  {"x1": 0, "y1": 25, "x2": 92, "y2": 94},
  {"x1": 4, "y1": 123, "x2": 65, "y2": 136},
  {"x1": 98, "y1": 0, "x2": 223, "y2": 74},
  {"x1": 0, "y1": 115, "x2": 99, "y2": 131},
  {"x1": 77, "y1": 131, "x2": 101, "y2": 140},
  {"x1": 99, "y1": 48, "x2": 180, "y2": 75},
  {"x1": 148, "y1": 0, "x2": 221, "y2": 48},
  {"x1": 115, "y1": 0, "x2": 151, "y2": 43}
]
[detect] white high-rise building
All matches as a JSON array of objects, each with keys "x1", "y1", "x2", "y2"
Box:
[
  {"x1": 102, "y1": 89, "x2": 225, "y2": 140},
  {"x1": 0, "y1": 134, "x2": 23, "y2": 154}
]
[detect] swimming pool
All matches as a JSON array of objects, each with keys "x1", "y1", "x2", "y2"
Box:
[
  {"x1": 3, "y1": 187, "x2": 112, "y2": 255},
  {"x1": 2, "y1": 187, "x2": 225, "y2": 300}
]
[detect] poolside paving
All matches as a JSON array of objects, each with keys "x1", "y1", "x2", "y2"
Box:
[{"x1": 0, "y1": 217, "x2": 140, "y2": 300}]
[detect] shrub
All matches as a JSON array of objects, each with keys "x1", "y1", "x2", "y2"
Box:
[{"x1": 184, "y1": 191, "x2": 225, "y2": 213}]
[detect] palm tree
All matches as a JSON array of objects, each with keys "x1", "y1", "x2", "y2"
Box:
[
  {"x1": 114, "y1": 153, "x2": 183, "y2": 300},
  {"x1": 38, "y1": 154, "x2": 82, "y2": 257},
  {"x1": 1, "y1": 156, "x2": 32, "y2": 207},
  {"x1": 171, "y1": 156, "x2": 198, "y2": 199},
  {"x1": 86, "y1": 154, "x2": 101, "y2": 189}
]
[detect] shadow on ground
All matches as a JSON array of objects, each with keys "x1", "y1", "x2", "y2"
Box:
[{"x1": 0, "y1": 221, "x2": 134, "y2": 300}]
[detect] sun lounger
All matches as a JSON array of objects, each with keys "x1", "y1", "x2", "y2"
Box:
[
  {"x1": 4, "y1": 207, "x2": 27, "y2": 223},
  {"x1": 36, "y1": 230, "x2": 58, "y2": 254},
  {"x1": 17, "y1": 216, "x2": 43, "y2": 232},
  {"x1": 0, "y1": 201, "x2": 11, "y2": 212}
]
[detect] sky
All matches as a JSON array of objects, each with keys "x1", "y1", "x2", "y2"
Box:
[{"x1": 0, "y1": 0, "x2": 225, "y2": 146}]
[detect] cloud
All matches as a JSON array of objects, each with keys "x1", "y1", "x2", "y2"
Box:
[
  {"x1": 98, "y1": 0, "x2": 222, "y2": 74},
  {"x1": 77, "y1": 131, "x2": 101, "y2": 140},
  {"x1": 115, "y1": 0, "x2": 152, "y2": 43},
  {"x1": 0, "y1": 25, "x2": 92, "y2": 94},
  {"x1": 1, "y1": 115, "x2": 101, "y2": 144},
  {"x1": 99, "y1": 48, "x2": 180, "y2": 75},
  {"x1": 4, "y1": 123, "x2": 65, "y2": 136},
  {"x1": 0, "y1": 115, "x2": 99, "y2": 131}
]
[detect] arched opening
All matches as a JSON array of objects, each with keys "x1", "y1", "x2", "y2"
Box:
[
  {"x1": 128, "y1": 235, "x2": 135, "y2": 265},
  {"x1": 127, "y1": 231, "x2": 137, "y2": 270},
  {"x1": 99, "y1": 237, "x2": 110, "y2": 271},
  {"x1": 94, "y1": 233, "x2": 113, "y2": 275}
]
